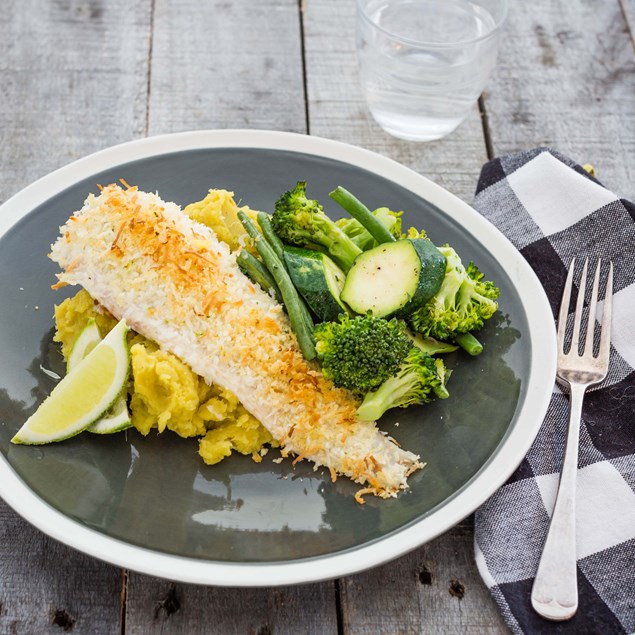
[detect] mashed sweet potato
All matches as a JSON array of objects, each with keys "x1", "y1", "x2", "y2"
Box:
[
  {"x1": 183, "y1": 188, "x2": 259, "y2": 254},
  {"x1": 53, "y1": 189, "x2": 277, "y2": 465}
]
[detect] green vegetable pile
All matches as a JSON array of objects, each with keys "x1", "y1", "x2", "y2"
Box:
[{"x1": 237, "y1": 181, "x2": 500, "y2": 421}]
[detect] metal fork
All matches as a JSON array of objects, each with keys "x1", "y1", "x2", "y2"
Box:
[{"x1": 531, "y1": 258, "x2": 613, "y2": 621}]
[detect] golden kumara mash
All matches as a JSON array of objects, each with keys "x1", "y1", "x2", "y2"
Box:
[{"x1": 53, "y1": 189, "x2": 277, "y2": 464}]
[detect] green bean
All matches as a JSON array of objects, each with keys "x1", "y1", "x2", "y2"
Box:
[
  {"x1": 237, "y1": 250, "x2": 283, "y2": 304},
  {"x1": 454, "y1": 332, "x2": 483, "y2": 356},
  {"x1": 237, "y1": 211, "x2": 316, "y2": 360},
  {"x1": 329, "y1": 186, "x2": 396, "y2": 245},
  {"x1": 257, "y1": 212, "x2": 286, "y2": 263}
]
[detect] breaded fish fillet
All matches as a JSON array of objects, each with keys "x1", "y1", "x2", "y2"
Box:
[{"x1": 50, "y1": 184, "x2": 422, "y2": 498}]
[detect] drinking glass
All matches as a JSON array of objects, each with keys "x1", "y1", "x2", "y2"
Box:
[{"x1": 356, "y1": 0, "x2": 508, "y2": 141}]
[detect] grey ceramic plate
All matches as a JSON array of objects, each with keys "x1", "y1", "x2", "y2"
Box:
[{"x1": 0, "y1": 131, "x2": 556, "y2": 585}]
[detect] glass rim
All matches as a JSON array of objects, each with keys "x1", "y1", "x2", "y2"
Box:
[{"x1": 356, "y1": 0, "x2": 509, "y2": 49}]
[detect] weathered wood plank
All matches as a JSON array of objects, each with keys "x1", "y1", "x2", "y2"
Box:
[
  {"x1": 339, "y1": 526, "x2": 509, "y2": 635},
  {"x1": 147, "y1": 0, "x2": 307, "y2": 134},
  {"x1": 482, "y1": 0, "x2": 635, "y2": 198},
  {"x1": 302, "y1": 0, "x2": 489, "y2": 204},
  {"x1": 0, "y1": 0, "x2": 152, "y2": 205},
  {"x1": 125, "y1": 575, "x2": 338, "y2": 635},
  {"x1": 0, "y1": 0, "x2": 151, "y2": 632},
  {"x1": 0, "y1": 501, "x2": 123, "y2": 634}
]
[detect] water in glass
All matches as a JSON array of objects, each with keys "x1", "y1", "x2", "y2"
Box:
[{"x1": 357, "y1": 0, "x2": 504, "y2": 141}]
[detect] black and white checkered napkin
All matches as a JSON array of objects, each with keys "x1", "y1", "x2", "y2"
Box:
[{"x1": 472, "y1": 148, "x2": 635, "y2": 634}]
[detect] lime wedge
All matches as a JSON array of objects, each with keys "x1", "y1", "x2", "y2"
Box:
[
  {"x1": 67, "y1": 318, "x2": 132, "y2": 434},
  {"x1": 67, "y1": 317, "x2": 101, "y2": 371},
  {"x1": 88, "y1": 395, "x2": 131, "y2": 434},
  {"x1": 11, "y1": 319, "x2": 130, "y2": 444}
]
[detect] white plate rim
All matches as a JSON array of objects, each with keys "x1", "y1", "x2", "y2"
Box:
[{"x1": 0, "y1": 129, "x2": 557, "y2": 586}]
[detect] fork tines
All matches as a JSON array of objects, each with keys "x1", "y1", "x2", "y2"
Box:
[{"x1": 558, "y1": 258, "x2": 613, "y2": 361}]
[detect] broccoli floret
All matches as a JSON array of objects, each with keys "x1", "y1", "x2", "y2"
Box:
[
  {"x1": 410, "y1": 246, "x2": 499, "y2": 341},
  {"x1": 356, "y1": 347, "x2": 450, "y2": 421},
  {"x1": 403, "y1": 226, "x2": 428, "y2": 240},
  {"x1": 407, "y1": 330, "x2": 458, "y2": 355},
  {"x1": 335, "y1": 207, "x2": 403, "y2": 250},
  {"x1": 314, "y1": 314, "x2": 412, "y2": 393},
  {"x1": 272, "y1": 182, "x2": 362, "y2": 271}
]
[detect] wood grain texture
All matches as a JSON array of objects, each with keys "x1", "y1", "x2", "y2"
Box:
[
  {"x1": 124, "y1": 575, "x2": 338, "y2": 635},
  {"x1": 302, "y1": 0, "x2": 489, "y2": 204},
  {"x1": 339, "y1": 526, "x2": 509, "y2": 635},
  {"x1": 482, "y1": 0, "x2": 635, "y2": 198},
  {"x1": 0, "y1": 502, "x2": 123, "y2": 635},
  {"x1": 0, "y1": 0, "x2": 152, "y2": 204},
  {"x1": 147, "y1": 0, "x2": 307, "y2": 134}
]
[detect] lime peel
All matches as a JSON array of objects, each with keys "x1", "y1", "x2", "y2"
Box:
[
  {"x1": 88, "y1": 396, "x2": 131, "y2": 434},
  {"x1": 11, "y1": 319, "x2": 130, "y2": 445}
]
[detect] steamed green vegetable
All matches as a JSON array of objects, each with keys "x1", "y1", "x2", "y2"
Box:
[
  {"x1": 271, "y1": 181, "x2": 362, "y2": 271},
  {"x1": 453, "y1": 332, "x2": 484, "y2": 356},
  {"x1": 237, "y1": 249, "x2": 283, "y2": 304},
  {"x1": 314, "y1": 314, "x2": 412, "y2": 394},
  {"x1": 335, "y1": 207, "x2": 403, "y2": 251},
  {"x1": 257, "y1": 211, "x2": 286, "y2": 262},
  {"x1": 340, "y1": 238, "x2": 446, "y2": 318},
  {"x1": 237, "y1": 210, "x2": 316, "y2": 360},
  {"x1": 283, "y1": 246, "x2": 349, "y2": 322},
  {"x1": 356, "y1": 347, "x2": 450, "y2": 421},
  {"x1": 250, "y1": 179, "x2": 501, "y2": 421},
  {"x1": 407, "y1": 331, "x2": 459, "y2": 355},
  {"x1": 329, "y1": 186, "x2": 397, "y2": 245},
  {"x1": 409, "y1": 246, "x2": 499, "y2": 348}
]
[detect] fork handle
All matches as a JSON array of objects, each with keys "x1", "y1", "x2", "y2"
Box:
[{"x1": 531, "y1": 382, "x2": 585, "y2": 621}]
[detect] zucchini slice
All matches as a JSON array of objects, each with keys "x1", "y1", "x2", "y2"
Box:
[
  {"x1": 340, "y1": 238, "x2": 446, "y2": 318},
  {"x1": 283, "y1": 246, "x2": 349, "y2": 322}
]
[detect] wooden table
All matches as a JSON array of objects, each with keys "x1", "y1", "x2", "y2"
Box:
[{"x1": 1, "y1": 1, "x2": 633, "y2": 633}]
